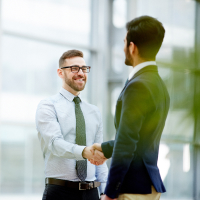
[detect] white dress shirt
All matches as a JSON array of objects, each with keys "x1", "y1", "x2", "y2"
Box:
[
  {"x1": 35, "y1": 87, "x2": 108, "y2": 193},
  {"x1": 128, "y1": 61, "x2": 157, "y2": 80}
]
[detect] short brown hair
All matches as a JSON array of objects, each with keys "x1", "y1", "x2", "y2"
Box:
[{"x1": 59, "y1": 49, "x2": 83, "y2": 68}]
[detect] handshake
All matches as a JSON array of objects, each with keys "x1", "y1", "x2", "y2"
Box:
[{"x1": 82, "y1": 143, "x2": 107, "y2": 165}]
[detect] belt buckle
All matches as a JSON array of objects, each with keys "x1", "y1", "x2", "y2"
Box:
[
  {"x1": 79, "y1": 182, "x2": 86, "y2": 190},
  {"x1": 88, "y1": 182, "x2": 93, "y2": 189}
]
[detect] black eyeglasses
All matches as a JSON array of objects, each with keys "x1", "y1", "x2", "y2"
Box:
[{"x1": 61, "y1": 65, "x2": 91, "y2": 73}]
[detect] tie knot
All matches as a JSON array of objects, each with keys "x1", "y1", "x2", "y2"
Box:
[{"x1": 73, "y1": 96, "x2": 81, "y2": 104}]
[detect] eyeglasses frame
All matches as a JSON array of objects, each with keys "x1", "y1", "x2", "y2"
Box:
[{"x1": 60, "y1": 65, "x2": 91, "y2": 73}]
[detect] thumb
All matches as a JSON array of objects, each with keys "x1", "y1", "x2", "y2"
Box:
[{"x1": 93, "y1": 143, "x2": 102, "y2": 151}]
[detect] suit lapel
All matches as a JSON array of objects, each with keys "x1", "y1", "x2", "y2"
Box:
[
  {"x1": 119, "y1": 65, "x2": 158, "y2": 97},
  {"x1": 115, "y1": 65, "x2": 158, "y2": 129}
]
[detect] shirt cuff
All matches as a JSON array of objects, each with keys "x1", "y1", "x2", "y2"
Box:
[
  {"x1": 73, "y1": 145, "x2": 86, "y2": 160},
  {"x1": 99, "y1": 182, "x2": 106, "y2": 194}
]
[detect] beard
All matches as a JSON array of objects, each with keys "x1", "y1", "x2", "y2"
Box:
[
  {"x1": 64, "y1": 72, "x2": 86, "y2": 92},
  {"x1": 124, "y1": 48, "x2": 133, "y2": 66}
]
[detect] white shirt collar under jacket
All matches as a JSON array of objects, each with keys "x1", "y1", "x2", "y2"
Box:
[{"x1": 128, "y1": 61, "x2": 157, "y2": 80}]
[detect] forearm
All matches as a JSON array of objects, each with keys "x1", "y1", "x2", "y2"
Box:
[
  {"x1": 51, "y1": 137, "x2": 86, "y2": 159},
  {"x1": 36, "y1": 101, "x2": 87, "y2": 160},
  {"x1": 37, "y1": 129, "x2": 86, "y2": 159}
]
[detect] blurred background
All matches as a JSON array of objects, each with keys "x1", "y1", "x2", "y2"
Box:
[{"x1": 0, "y1": 0, "x2": 200, "y2": 199}]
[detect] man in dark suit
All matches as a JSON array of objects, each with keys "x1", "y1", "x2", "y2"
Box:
[{"x1": 90, "y1": 16, "x2": 170, "y2": 200}]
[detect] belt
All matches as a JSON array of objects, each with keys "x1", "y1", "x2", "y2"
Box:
[{"x1": 45, "y1": 178, "x2": 101, "y2": 190}]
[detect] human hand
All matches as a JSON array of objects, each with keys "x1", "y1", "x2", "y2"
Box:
[
  {"x1": 82, "y1": 146, "x2": 94, "y2": 160},
  {"x1": 101, "y1": 194, "x2": 117, "y2": 200},
  {"x1": 100, "y1": 194, "x2": 105, "y2": 200},
  {"x1": 82, "y1": 145, "x2": 106, "y2": 165},
  {"x1": 89, "y1": 149, "x2": 107, "y2": 165},
  {"x1": 88, "y1": 143, "x2": 107, "y2": 165},
  {"x1": 90, "y1": 143, "x2": 102, "y2": 154}
]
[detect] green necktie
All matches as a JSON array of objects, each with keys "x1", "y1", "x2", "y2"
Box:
[{"x1": 73, "y1": 96, "x2": 87, "y2": 181}]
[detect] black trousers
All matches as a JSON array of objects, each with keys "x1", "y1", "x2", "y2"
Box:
[{"x1": 42, "y1": 184, "x2": 99, "y2": 200}]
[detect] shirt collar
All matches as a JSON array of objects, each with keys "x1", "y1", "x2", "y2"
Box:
[
  {"x1": 128, "y1": 61, "x2": 157, "y2": 80},
  {"x1": 59, "y1": 87, "x2": 82, "y2": 102}
]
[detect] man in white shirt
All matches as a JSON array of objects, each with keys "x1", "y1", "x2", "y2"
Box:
[{"x1": 36, "y1": 49, "x2": 108, "y2": 200}]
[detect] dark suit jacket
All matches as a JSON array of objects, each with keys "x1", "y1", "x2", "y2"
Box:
[{"x1": 102, "y1": 65, "x2": 170, "y2": 198}]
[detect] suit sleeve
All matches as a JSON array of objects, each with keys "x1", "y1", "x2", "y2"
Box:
[
  {"x1": 104, "y1": 81, "x2": 152, "y2": 198},
  {"x1": 101, "y1": 140, "x2": 115, "y2": 159}
]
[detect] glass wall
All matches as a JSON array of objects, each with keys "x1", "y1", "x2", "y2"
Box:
[
  {"x1": 2, "y1": 0, "x2": 92, "y2": 45},
  {"x1": 0, "y1": 0, "x2": 92, "y2": 199}
]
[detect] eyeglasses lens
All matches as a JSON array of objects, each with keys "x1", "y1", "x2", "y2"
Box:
[{"x1": 71, "y1": 66, "x2": 89, "y2": 73}]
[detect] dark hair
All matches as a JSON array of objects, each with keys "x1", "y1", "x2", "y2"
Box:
[
  {"x1": 59, "y1": 49, "x2": 83, "y2": 68},
  {"x1": 126, "y1": 16, "x2": 165, "y2": 60}
]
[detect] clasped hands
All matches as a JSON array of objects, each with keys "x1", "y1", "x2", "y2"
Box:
[
  {"x1": 83, "y1": 144, "x2": 117, "y2": 200},
  {"x1": 82, "y1": 143, "x2": 107, "y2": 165}
]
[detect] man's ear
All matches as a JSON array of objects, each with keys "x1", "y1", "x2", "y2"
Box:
[
  {"x1": 128, "y1": 42, "x2": 135, "y2": 54},
  {"x1": 57, "y1": 68, "x2": 63, "y2": 78}
]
